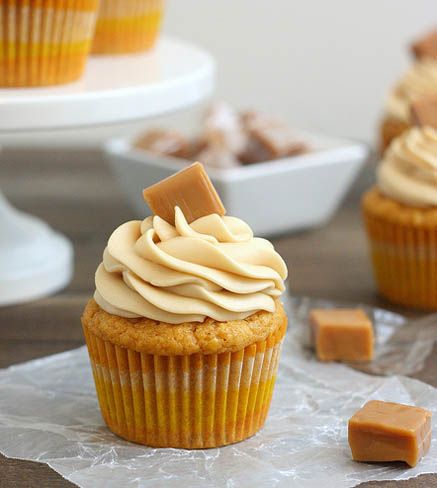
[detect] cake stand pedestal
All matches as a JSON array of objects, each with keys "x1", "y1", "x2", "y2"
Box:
[
  {"x1": 0, "y1": 192, "x2": 73, "y2": 305},
  {"x1": 0, "y1": 38, "x2": 215, "y2": 305}
]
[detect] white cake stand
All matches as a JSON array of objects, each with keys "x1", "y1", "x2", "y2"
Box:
[{"x1": 0, "y1": 38, "x2": 215, "y2": 306}]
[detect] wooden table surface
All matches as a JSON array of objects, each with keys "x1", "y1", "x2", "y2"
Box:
[{"x1": 0, "y1": 148, "x2": 435, "y2": 487}]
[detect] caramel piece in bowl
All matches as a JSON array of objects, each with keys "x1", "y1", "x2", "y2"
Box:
[
  {"x1": 143, "y1": 162, "x2": 226, "y2": 224},
  {"x1": 309, "y1": 309, "x2": 374, "y2": 362},
  {"x1": 135, "y1": 129, "x2": 189, "y2": 159},
  {"x1": 348, "y1": 400, "x2": 432, "y2": 467}
]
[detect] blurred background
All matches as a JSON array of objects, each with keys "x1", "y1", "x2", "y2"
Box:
[
  {"x1": 0, "y1": 0, "x2": 434, "y2": 304},
  {"x1": 0, "y1": 0, "x2": 433, "y2": 147},
  {"x1": 167, "y1": 0, "x2": 434, "y2": 141}
]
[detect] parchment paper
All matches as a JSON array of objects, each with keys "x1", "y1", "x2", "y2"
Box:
[{"x1": 1, "y1": 297, "x2": 437, "y2": 488}]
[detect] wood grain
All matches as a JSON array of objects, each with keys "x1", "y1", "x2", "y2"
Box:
[{"x1": 0, "y1": 148, "x2": 435, "y2": 487}]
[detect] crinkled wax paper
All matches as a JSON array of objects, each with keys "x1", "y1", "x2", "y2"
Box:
[{"x1": 1, "y1": 297, "x2": 437, "y2": 488}]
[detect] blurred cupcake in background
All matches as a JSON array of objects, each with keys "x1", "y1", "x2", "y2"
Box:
[
  {"x1": 362, "y1": 126, "x2": 437, "y2": 310},
  {"x1": 380, "y1": 27, "x2": 437, "y2": 152},
  {"x1": 0, "y1": 0, "x2": 99, "y2": 87},
  {"x1": 92, "y1": 0, "x2": 164, "y2": 54},
  {"x1": 380, "y1": 58, "x2": 437, "y2": 152}
]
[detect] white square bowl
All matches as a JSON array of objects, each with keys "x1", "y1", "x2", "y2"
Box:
[{"x1": 104, "y1": 131, "x2": 369, "y2": 236}]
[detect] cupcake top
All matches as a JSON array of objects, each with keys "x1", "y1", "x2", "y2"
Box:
[
  {"x1": 377, "y1": 126, "x2": 437, "y2": 207},
  {"x1": 385, "y1": 58, "x2": 437, "y2": 122},
  {"x1": 94, "y1": 163, "x2": 288, "y2": 324}
]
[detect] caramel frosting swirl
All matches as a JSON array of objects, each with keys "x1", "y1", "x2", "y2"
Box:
[
  {"x1": 94, "y1": 207, "x2": 288, "y2": 323},
  {"x1": 377, "y1": 126, "x2": 437, "y2": 207},
  {"x1": 385, "y1": 59, "x2": 437, "y2": 122}
]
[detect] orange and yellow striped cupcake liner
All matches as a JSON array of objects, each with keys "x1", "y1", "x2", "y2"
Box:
[
  {"x1": 362, "y1": 188, "x2": 437, "y2": 310},
  {"x1": 83, "y1": 321, "x2": 286, "y2": 448},
  {"x1": 91, "y1": 0, "x2": 163, "y2": 54},
  {"x1": 0, "y1": 0, "x2": 99, "y2": 87}
]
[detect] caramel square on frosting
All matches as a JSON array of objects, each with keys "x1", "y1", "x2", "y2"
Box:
[
  {"x1": 309, "y1": 308, "x2": 374, "y2": 362},
  {"x1": 348, "y1": 400, "x2": 432, "y2": 467},
  {"x1": 143, "y1": 162, "x2": 226, "y2": 224},
  {"x1": 411, "y1": 95, "x2": 437, "y2": 129},
  {"x1": 412, "y1": 29, "x2": 437, "y2": 59}
]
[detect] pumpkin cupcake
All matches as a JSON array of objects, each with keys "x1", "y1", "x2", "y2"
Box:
[
  {"x1": 362, "y1": 126, "x2": 437, "y2": 310},
  {"x1": 380, "y1": 58, "x2": 437, "y2": 152},
  {"x1": 0, "y1": 0, "x2": 99, "y2": 87},
  {"x1": 82, "y1": 163, "x2": 288, "y2": 448},
  {"x1": 91, "y1": 0, "x2": 164, "y2": 54}
]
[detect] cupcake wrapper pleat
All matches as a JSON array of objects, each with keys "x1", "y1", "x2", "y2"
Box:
[
  {"x1": 363, "y1": 198, "x2": 437, "y2": 310},
  {"x1": 83, "y1": 323, "x2": 285, "y2": 448},
  {"x1": 0, "y1": 0, "x2": 99, "y2": 87},
  {"x1": 91, "y1": 0, "x2": 163, "y2": 54}
]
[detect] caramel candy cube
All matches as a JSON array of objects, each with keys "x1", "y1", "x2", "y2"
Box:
[
  {"x1": 143, "y1": 162, "x2": 226, "y2": 224},
  {"x1": 411, "y1": 95, "x2": 437, "y2": 129},
  {"x1": 240, "y1": 111, "x2": 307, "y2": 164},
  {"x1": 412, "y1": 29, "x2": 437, "y2": 59},
  {"x1": 310, "y1": 309, "x2": 374, "y2": 362},
  {"x1": 253, "y1": 125, "x2": 307, "y2": 158},
  {"x1": 135, "y1": 129, "x2": 189, "y2": 159},
  {"x1": 349, "y1": 400, "x2": 432, "y2": 467}
]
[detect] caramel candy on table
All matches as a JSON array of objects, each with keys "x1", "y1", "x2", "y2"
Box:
[
  {"x1": 411, "y1": 95, "x2": 437, "y2": 129},
  {"x1": 310, "y1": 309, "x2": 374, "y2": 362},
  {"x1": 143, "y1": 162, "x2": 226, "y2": 224},
  {"x1": 412, "y1": 28, "x2": 437, "y2": 59},
  {"x1": 348, "y1": 400, "x2": 432, "y2": 467}
]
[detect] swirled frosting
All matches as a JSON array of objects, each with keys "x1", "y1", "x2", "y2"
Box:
[
  {"x1": 94, "y1": 207, "x2": 288, "y2": 324},
  {"x1": 377, "y1": 126, "x2": 437, "y2": 207},
  {"x1": 385, "y1": 59, "x2": 437, "y2": 122}
]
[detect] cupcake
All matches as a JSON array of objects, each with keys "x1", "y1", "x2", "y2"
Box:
[
  {"x1": 380, "y1": 58, "x2": 437, "y2": 151},
  {"x1": 91, "y1": 0, "x2": 164, "y2": 54},
  {"x1": 362, "y1": 126, "x2": 437, "y2": 310},
  {"x1": 0, "y1": 1, "x2": 99, "y2": 87},
  {"x1": 82, "y1": 163, "x2": 288, "y2": 448}
]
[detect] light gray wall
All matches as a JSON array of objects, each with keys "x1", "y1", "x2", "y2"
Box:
[{"x1": 165, "y1": 0, "x2": 434, "y2": 142}]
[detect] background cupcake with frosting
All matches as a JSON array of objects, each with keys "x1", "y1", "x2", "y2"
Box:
[
  {"x1": 82, "y1": 163, "x2": 288, "y2": 448},
  {"x1": 362, "y1": 125, "x2": 437, "y2": 310},
  {"x1": 380, "y1": 28, "x2": 437, "y2": 151}
]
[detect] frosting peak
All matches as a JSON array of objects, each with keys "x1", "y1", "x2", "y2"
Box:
[
  {"x1": 94, "y1": 208, "x2": 288, "y2": 323},
  {"x1": 377, "y1": 126, "x2": 437, "y2": 207}
]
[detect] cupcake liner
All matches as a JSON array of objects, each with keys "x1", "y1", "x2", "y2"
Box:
[
  {"x1": 362, "y1": 189, "x2": 437, "y2": 310},
  {"x1": 379, "y1": 117, "x2": 410, "y2": 154},
  {"x1": 83, "y1": 321, "x2": 285, "y2": 448},
  {"x1": 91, "y1": 0, "x2": 163, "y2": 54},
  {"x1": 0, "y1": 0, "x2": 99, "y2": 87}
]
